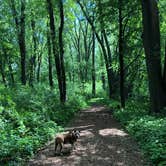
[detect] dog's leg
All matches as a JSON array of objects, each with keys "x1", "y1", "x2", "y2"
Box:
[
  {"x1": 72, "y1": 143, "x2": 75, "y2": 150},
  {"x1": 55, "y1": 141, "x2": 58, "y2": 151},
  {"x1": 59, "y1": 142, "x2": 63, "y2": 155},
  {"x1": 55, "y1": 140, "x2": 59, "y2": 156}
]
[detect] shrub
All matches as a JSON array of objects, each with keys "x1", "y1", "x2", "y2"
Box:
[
  {"x1": 127, "y1": 116, "x2": 166, "y2": 165},
  {"x1": 0, "y1": 84, "x2": 89, "y2": 163},
  {"x1": 112, "y1": 100, "x2": 166, "y2": 165}
]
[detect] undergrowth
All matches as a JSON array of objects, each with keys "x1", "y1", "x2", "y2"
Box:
[
  {"x1": 0, "y1": 83, "x2": 90, "y2": 164},
  {"x1": 1, "y1": 82, "x2": 166, "y2": 166},
  {"x1": 110, "y1": 99, "x2": 166, "y2": 166}
]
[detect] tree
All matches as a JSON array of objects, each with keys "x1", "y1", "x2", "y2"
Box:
[
  {"x1": 58, "y1": 0, "x2": 66, "y2": 102},
  {"x1": 10, "y1": 0, "x2": 26, "y2": 85},
  {"x1": 92, "y1": 30, "x2": 96, "y2": 96},
  {"x1": 47, "y1": 22, "x2": 54, "y2": 88},
  {"x1": 118, "y1": 0, "x2": 125, "y2": 108},
  {"x1": 141, "y1": 0, "x2": 166, "y2": 112},
  {"x1": 46, "y1": 0, "x2": 66, "y2": 103},
  {"x1": 77, "y1": 0, "x2": 115, "y2": 98}
]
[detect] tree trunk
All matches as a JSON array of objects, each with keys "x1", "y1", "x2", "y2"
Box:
[
  {"x1": 119, "y1": 0, "x2": 125, "y2": 108},
  {"x1": 92, "y1": 31, "x2": 96, "y2": 96},
  {"x1": 101, "y1": 72, "x2": 106, "y2": 90},
  {"x1": 141, "y1": 0, "x2": 166, "y2": 112},
  {"x1": 29, "y1": 56, "x2": 34, "y2": 87},
  {"x1": 46, "y1": 0, "x2": 65, "y2": 103},
  {"x1": 163, "y1": 39, "x2": 166, "y2": 86},
  {"x1": 0, "y1": 57, "x2": 7, "y2": 87},
  {"x1": 3, "y1": 49, "x2": 15, "y2": 85},
  {"x1": 47, "y1": 24, "x2": 54, "y2": 88},
  {"x1": 69, "y1": 44, "x2": 75, "y2": 83},
  {"x1": 19, "y1": 0, "x2": 26, "y2": 85},
  {"x1": 59, "y1": 0, "x2": 66, "y2": 103},
  {"x1": 77, "y1": 0, "x2": 113, "y2": 98},
  {"x1": 7, "y1": 59, "x2": 15, "y2": 86},
  {"x1": 29, "y1": 19, "x2": 37, "y2": 87},
  {"x1": 73, "y1": 21, "x2": 83, "y2": 82},
  {"x1": 10, "y1": 0, "x2": 26, "y2": 85},
  {"x1": 37, "y1": 53, "x2": 42, "y2": 82}
]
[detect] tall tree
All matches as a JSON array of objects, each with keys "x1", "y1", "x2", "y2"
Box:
[
  {"x1": 118, "y1": 0, "x2": 125, "y2": 108},
  {"x1": 141, "y1": 0, "x2": 166, "y2": 112},
  {"x1": 77, "y1": 0, "x2": 114, "y2": 98},
  {"x1": 163, "y1": 39, "x2": 166, "y2": 85},
  {"x1": 0, "y1": 55, "x2": 7, "y2": 87},
  {"x1": 47, "y1": 22, "x2": 54, "y2": 88},
  {"x1": 46, "y1": 0, "x2": 66, "y2": 103},
  {"x1": 29, "y1": 19, "x2": 37, "y2": 87},
  {"x1": 92, "y1": 30, "x2": 96, "y2": 96},
  {"x1": 10, "y1": 0, "x2": 26, "y2": 85},
  {"x1": 59, "y1": 0, "x2": 66, "y2": 102}
]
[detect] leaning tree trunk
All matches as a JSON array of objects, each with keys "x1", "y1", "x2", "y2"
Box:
[
  {"x1": 141, "y1": 0, "x2": 166, "y2": 112},
  {"x1": 77, "y1": 0, "x2": 113, "y2": 98}
]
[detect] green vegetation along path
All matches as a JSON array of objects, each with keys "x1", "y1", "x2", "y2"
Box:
[{"x1": 29, "y1": 105, "x2": 147, "y2": 166}]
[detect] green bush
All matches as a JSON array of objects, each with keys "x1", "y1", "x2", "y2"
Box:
[
  {"x1": 113, "y1": 100, "x2": 166, "y2": 165},
  {"x1": 127, "y1": 116, "x2": 166, "y2": 165},
  {"x1": 0, "y1": 84, "x2": 89, "y2": 164},
  {"x1": 113, "y1": 100, "x2": 148, "y2": 125}
]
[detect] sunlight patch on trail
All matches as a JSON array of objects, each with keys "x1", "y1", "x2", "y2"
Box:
[
  {"x1": 84, "y1": 106, "x2": 105, "y2": 113},
  {"x1": 99, "y1": 128, "x2": 128, "y2": 137},
  {"x1": 66, "y1": 124, "x2": 95, "y2": 131}
]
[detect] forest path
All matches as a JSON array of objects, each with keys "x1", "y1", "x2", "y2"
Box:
[{"x1": 29, "y1": 105, "x2": 147, "y2": 166}]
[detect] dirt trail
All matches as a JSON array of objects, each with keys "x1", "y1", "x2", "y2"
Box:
[{"x1": 29, "y1": 105, "x2": 147, "y2": 166}]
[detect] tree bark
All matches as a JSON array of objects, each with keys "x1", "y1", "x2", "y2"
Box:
[
  {"x1": 47, "y1": 24, "x2": 54, "y2": 88},
  {"x1": 19, "y1": 0, "x2": 26, "y2": 85},
  {"x1": 92, "y1": 31, "x2": 96, "y2": 96},
  {"x1": 118, "y1": 0, "x2": 125, "y2": 108},
  {"x1": 141, "y1": 0, "x2": 166, "y2": 112},
  {"x1": 46, "y1": 0, "x2": 66, "y2": 103},
  {"x1": 0, "y1": 56, "x2": 7, "y2": 87},
  {"x1": 163, "y1": 39, "x2": 166, "y2": 86},
  {"x1": 59, "y1": 0, "x2": 66, "y2": 102},
  {"x1": 36, "y1": 53, "x2": 42, "y2": 82},
  {"x1": 29, "y1": 19, "x2": 37, "y2": 87},
  {"x1": 10, "y1": 0, "x2": 26, "y2": 85}
]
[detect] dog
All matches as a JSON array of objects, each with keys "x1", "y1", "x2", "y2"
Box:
[{"x1": 55, "y1": 130, "x2": 80, "y2": 154}]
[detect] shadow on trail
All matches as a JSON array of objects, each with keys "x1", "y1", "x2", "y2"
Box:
[{"x1": 29, "y1": 106, "x2": 146, "y2": 166}]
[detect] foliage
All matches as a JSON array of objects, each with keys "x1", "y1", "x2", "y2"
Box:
[
  {"x1": 127, "y1": 116, "x2": 166, "y2": 165},
  {"x1": 0, "y1": 84, "x2": 88, "y2": 163},
  {"x1": 0, "y1": 0, "x2": 166, "y2": 165},
  {"x1": 112, "y1": 100, "x2": 166, "y2": 165}
]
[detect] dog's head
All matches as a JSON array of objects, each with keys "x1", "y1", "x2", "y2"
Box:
[
  {"x1": 73, "y1": 130, "x2": 80, "y2": 139},
  {"x1": 69, "y1": 130, "x2": 80, "y2": 141}
]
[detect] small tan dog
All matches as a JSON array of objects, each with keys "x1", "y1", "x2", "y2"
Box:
[{"x1": 55, "y1": 130, "x2": 80, "y2": 154}]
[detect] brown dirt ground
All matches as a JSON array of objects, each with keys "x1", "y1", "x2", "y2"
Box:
[{"x1": 28, "y1": 105, "x2": 148, "y2": 166}]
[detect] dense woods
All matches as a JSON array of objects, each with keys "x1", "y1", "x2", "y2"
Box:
[{"x1": 0, "y1": 0, "x2": 166, "y2": 165}]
